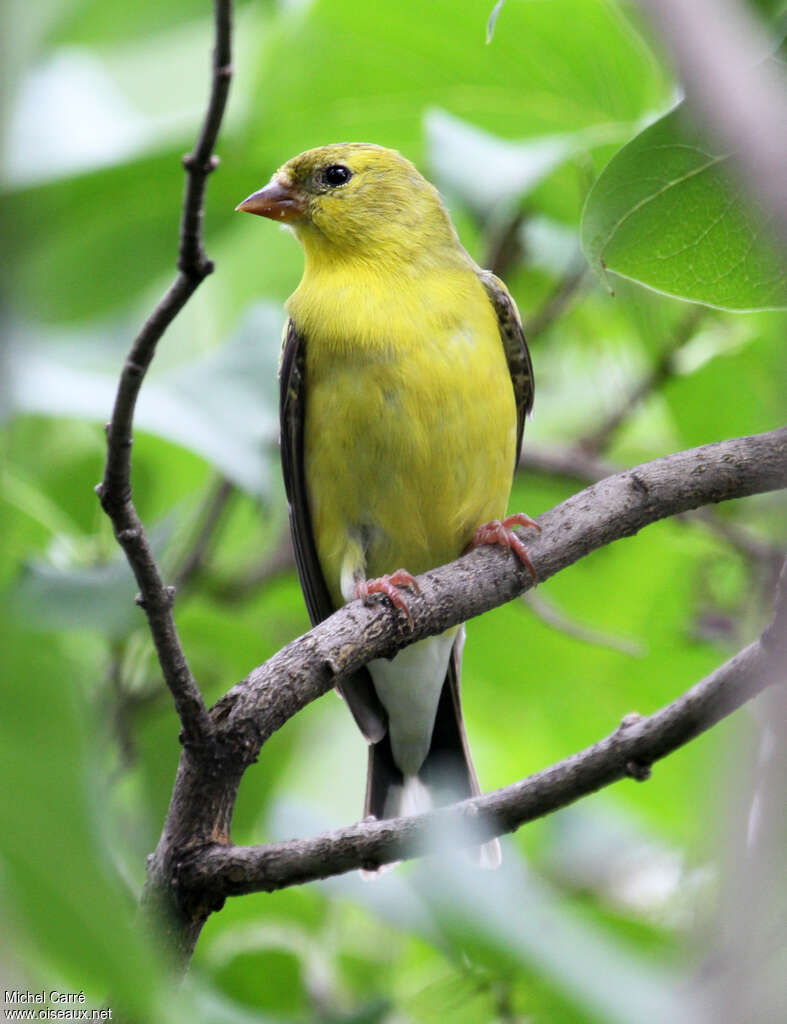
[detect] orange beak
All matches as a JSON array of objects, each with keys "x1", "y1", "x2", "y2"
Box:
[{"x1": 235, "y1": 178, "x2": 307, "y2": 222}]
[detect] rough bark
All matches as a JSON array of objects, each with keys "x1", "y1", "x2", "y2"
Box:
[{"x1": 140, "y1": 428, "x2": 786, "y2": 967}]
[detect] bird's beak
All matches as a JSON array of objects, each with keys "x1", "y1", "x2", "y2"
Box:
[{"x1": 235, "y1": 177, "x2": 307, "y2": 222}]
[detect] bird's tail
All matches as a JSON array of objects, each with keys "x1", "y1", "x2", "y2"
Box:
[{"x1": 363, "y1": 652, "x2": 501, "y2": 870}]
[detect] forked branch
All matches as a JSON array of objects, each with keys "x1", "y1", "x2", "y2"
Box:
[
  {"x1": 96, "y1": 0, "x2": 233, "y2": 748},
  {"x1": 185, "y1": 575, "x2": 787, "y2": 894}
]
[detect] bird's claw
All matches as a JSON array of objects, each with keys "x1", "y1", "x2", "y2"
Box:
[
  {"x1": 356, "y1": 569, "x2": 420, "y2": 626},
  {"x1": 470, "y1": 513, "x2": 540, "y2": 581}
]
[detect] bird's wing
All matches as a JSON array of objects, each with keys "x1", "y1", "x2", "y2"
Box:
[
  {"x1": 279, "y1": 320, "x2": 333, "y2": 624},
  {"x1": 477, "y1": 270, "x2": 534, "y2": 466},
  {"x1": 279, "y1": 319, "x2": 387, "y2": 743}
]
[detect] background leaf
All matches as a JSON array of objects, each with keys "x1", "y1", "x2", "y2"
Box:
[
  {"x1": 6, "y1": 303, "x2": 281, "y2": 493},
  {"x1": 580, "y1": 102, "x2": 787, "y2": 310},
  {"x1": 1, "y1": 0, "x2": 784, "y2": 1021},
  {"x1": 0, "y1": 611, "x2": 171, "y2": 1021}
]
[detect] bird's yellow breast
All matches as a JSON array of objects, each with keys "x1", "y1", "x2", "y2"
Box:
[{"x1": 289, "y1": 261, "x2": 516, "y2": 607}]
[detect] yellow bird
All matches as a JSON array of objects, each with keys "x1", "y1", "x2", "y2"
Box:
[{"x1": 238, "y1": 144, "x2": 536, "y2": 867}]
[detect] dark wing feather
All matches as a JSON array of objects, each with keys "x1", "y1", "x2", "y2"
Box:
[
  {"x1": 279, "y1": 320, "x2": 333, "y2": 623},
  {"x1": 477, "y1": 270, "x2": 534, "y2": 467},
  {"x1": 421, "y1": 626, "x2": 501, "y2": 867},
  {"x1": 279, "y1": 320, "x2": 387, "y2": 743}
]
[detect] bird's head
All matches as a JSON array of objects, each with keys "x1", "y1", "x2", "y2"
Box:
[{"x1": 236, "y1": 143, "x2": 460, "y2": 266}]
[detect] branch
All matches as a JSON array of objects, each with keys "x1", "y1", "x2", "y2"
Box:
[
  {"x1": 206, "y1": 526, "x2": 294, "y2": 603},
  {"x1": 179, "y1": 0, "x2": 233, "y2": 278},
  {"x1": 96, "y1": 0, "x2": 233, "y2": 748},
  {"x1": 519, "y1": 442, "x2": 784, "y2": 570},
  {"x1": 184, "y1": 582, "x2": 786, "y2": 893},
  {"x1": 173, "y1": 477, "x2": 234, "y2": 592},
  {"x1": 145, "y1": 429, "x2": 785, "y2": 965},
  {"x1": 684, "y1": 505, "x2": 785, "y2": 570},
  {"x1": 636, "y1": 0, "x2": 787, "y2": 249},
  {"x1": 579, "y1": 306, "x2": 704, "y2": 456},
  {"x1": 521, "y1": 590, "x2": 646, "y2": 657},
  {"x1": 216, "y1": 429, "x2": 786, "y2": 748},
  {"x1": 483, "y1": 209, "x2": 526, "y2": 278},
  {"x1": 518, "y1": 441, "x2": 616, "y2": 483},
  {"x1": 524, "y1": 264, "x2": 587, "y2": 340}
]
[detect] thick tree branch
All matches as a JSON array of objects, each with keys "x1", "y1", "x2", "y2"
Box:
[
  {"x1": 96, "y1": 0, "x2": 233, "y2": 748},
  {"x1": 184, "y1": 580, "x2": 786, "y2": 893},
  {"x1": 146, "y1": 428, "x2": 785, "y2": 966},
  {"x1": 215, "y1": 428, "x2": 786, "y2": 743},
  {"x1": 519, "y1": 442, "x2": 784, "y2": 571}
]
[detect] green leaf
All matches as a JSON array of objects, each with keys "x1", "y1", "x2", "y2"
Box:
[
  {"x1": 8, "y1": 303, "x2": 281, "y2": 494},
  {"x1": 10, "y1": 514, "x2": 176, "y2": 635},
  {"x1": 249, "y1": 0, "x2": 667, "y2": 169},
  {"x1": 2, "y1": 149, "x2": 185, "y2": 321},
  {"x1": 13, "y1": 557, "x2": 141, "y2": 635},
  {"x1": 311, "y1": 837, "x2": 691, "y2": 1024},
  {"x1": 3, "y1": 0, "x2": 667, "y2": 324},
  {"x1": 407, "y1": 971, "x2": 491, "y2": 1023},
  {"x1": 580, "y1": 103, "x2": 787, "y2": 311},
  {"x1": 49, "y1": 0, "x2": 212, "y2": 47},
  {"x1": 212, "y1": 949, "x2": 305, "y2": 1017},
  {"x1": 4, "y1": 5, "x2": 264, "y2": 190},
  {"x1": 410, "y1": 856, "x2": 691, "y2": 1024},
  {"x1": 0, "y1": 611, "x2": 167, "y2": 1020},
  {"x1": 663, "y1": 312, "x2": 786, "y2": 446}
]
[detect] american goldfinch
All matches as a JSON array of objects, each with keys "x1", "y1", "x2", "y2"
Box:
[{"x1": 238, "y1": 144, "x2": 536, "y2": 867}]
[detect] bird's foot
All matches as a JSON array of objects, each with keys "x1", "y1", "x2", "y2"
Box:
[
  {"x1": 469, "y1": 513, "x2": 540, "y2": 581},
  {"x1": 356, "y1": 569, "x2": 420, "y2": 627}
]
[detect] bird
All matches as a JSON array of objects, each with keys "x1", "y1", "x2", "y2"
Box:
[{"x1": 237, "y1": 143, "x2": 536, "y2": 868}]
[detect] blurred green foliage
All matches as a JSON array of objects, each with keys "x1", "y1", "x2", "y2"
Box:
[{"x1": 1, "y1": 0, "x2": 784, "y2": 1022}]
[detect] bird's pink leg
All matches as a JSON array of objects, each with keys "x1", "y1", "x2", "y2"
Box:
[
  {"x1": 356, "y1": 569, "x2": 421, "y2": 626},
  {"x1": 469, "y1": 513, "x2": 541, "y2": 581}
]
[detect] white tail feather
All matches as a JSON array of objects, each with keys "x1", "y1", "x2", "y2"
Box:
[{"x1": 478, "y1": 837, "x2": 502, "y2": 869}]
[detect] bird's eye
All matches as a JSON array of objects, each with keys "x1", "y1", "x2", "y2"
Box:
[{"x1": 322, "y1": 164, "x2": 352, "y2": 187}]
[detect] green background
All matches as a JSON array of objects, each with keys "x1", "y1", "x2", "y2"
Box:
[{"x1": 1, "y1": 0, "x2": 785, "y2": 1021}]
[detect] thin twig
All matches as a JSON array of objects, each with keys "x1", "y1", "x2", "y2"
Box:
[
  {"x1": 483, "y1": 209, "x2": 527, "y2": 278},
  {"x1": 173, "y1": 477, "x2": 235, "y2": 591},
  {"x1": 680, "y1": 506, "x2": 785, "y2": 571},
  {"x1": 207, "y1": 526, "x2": 295, "y2": 603},
  {"x1": 521, "y1": 591, "x2": 646, "y2": 657},
  {"x1": 179, "y1": 0, "x2": 233, "y2": 278},
  {"x1": 96, "y1": 0, "x2": 233, "y2": 749},
  {"x1": 518, "y1": 442, "x2": 616, "y2": 483},
  {"x1": 105, "y1": 640, "x2": 136, "y2": 770},
  {"x1": 524, "y1": 264, "x2": 588, "y2": 340},
  {"x1": 579, "y1": 306, "x2": 705, "y2": 456}
]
